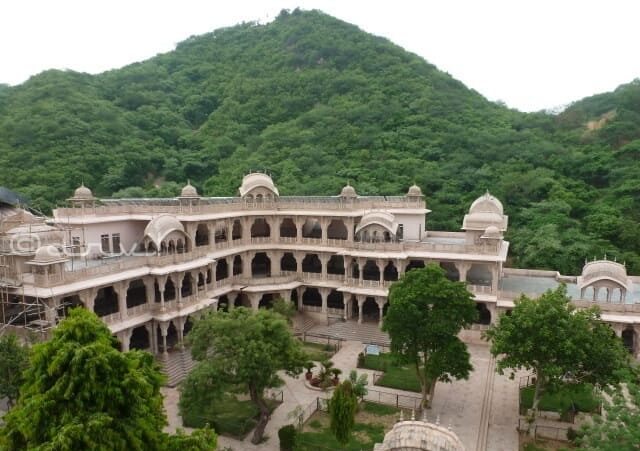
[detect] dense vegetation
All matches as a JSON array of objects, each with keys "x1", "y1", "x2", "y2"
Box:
[{"x1": 0, "y1": 9, "x2": 639, "y2": 274}]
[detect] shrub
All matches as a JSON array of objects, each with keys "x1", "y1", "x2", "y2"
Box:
[
  {"x1": 357, "y1": 352, "x2": 365, "y2": 368},
  {"x1": 278, "y1": 424, "x2": 297, "y2": 451}
]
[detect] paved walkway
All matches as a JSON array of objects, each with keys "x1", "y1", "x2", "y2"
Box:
[{"x1": 163, "y1": 337, "x2": 520, "y2": 451}]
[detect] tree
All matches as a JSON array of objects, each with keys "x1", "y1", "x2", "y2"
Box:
[
  {"x1": 165, "y1": 427, "x2": 218, "y2": 451},
  {"x1": 576, "y1": 380, "x2": 640, "y2": 449},
  {"x1": 484, "y1": 285, "x2": 629, "y2": 434},
  {"x1": 383, "y1": 264, "x2": 477, "y2": 408},
  {"x1": 329, "y1": 380, "x2": 358, "y2": 445},
  {"x1": 272, "y1": 297, "x2": 296, "y2": 324},
  {"x1": 183, "y1": 307, "x2": 306, "y2": 444},
  {"x1": 0, "y1": 308, "x2": 216, "y2": 450},
  {"x1": 0, "y1": 333, "x2": 29, "y2": 408}
]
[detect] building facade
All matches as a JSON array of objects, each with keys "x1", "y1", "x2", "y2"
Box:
[{"x1": 0, "y1": 173, "x2": 638, "y2": 358}]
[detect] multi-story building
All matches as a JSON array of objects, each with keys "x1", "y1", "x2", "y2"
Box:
[{"x1": 0, "y1": 173, "x2": 638, "y2": 361}]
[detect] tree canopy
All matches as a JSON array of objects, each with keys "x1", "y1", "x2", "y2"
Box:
[
  {"x1": 1, "y1": 9, "x2": 639, "y2": 274},
  {"x1": 0, "y1": 333, "x2": 29, "y2": 408},
  {"x1": 383, "y1": 264, "x2": 477, "y2": 408},
  {"x1": 0, "y1": 308, "x2": 216, "y2": 451},
  {"x1": 181, "y1": 307, "x2": 306, "y2": 444},
  {"x1": 484, "y1": 286, "x2": 629, "y2": 433},
  {"x1": 329, "y1": 380, "x2": 358, "y2": 444}
]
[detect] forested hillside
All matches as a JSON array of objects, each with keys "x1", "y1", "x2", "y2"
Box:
[{"x1": 0, "y1": 9, "x2": 638, "y2": 274}]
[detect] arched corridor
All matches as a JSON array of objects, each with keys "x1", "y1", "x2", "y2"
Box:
[
  {"x1": 281, "y1": 253, "x2": 297, "y2": 272},
  {"x1": 383, "y1": 262, "x2": 398, "y2": 281},
  {"x1": 252, "y1": 252, "x2": 271, "y2": 277},
  {"x1": 622, "y1": 328, "x2": 636, "y2": 354},
  {"x1": 362, "y1": 297, "x2": 380, "y2": 322},
  {"x1": 130, "y1": 325, "x2": 150, "y2": 350},
  {"x1": 214, "y1": 225, "x2": 227, "y2": 243},
  {"x1": 181, "y1": 273, "x2": 193, "y2": 298},
  {"x1": 467, "y1": 264, "x2": 492, "y2": 286},
  {"x1": 363, "y1": 260, "x2": 380, "y2": 281},
  {"x1": 232, "y1": 219, "x2": 242, "y2": 240},
  {"x1": 327, "y1": 290, "x2": 344, "y2": 310},
  {"x1": 302, "y1": 219, "x2": 322, "y2": 239},
  {"x1": 94, "y1": 286, "x2": 118, "y2": 317},
  {"x1": 327, "y1": 255, "x2": 345, "y2": 275},
  {"x1": 233, "y1": 255, "x2": 243, "y2": 275},
  {"x1": 280, "y1": 218, "x2": 297, "y2": 238},
  {"x1": 259, "y1": 293, "x2": 275, "y2": 309},
  {"x1": 327, "y1": 220, "x2": 348, "y2": 240},
  {"x1": 250, "y1": 218, "x2": 270, "y2": 238},
  {"x1": 475, "y1": 303, "x2": 491, "y2": 325},
  {"x1": 126, "y1": 279, "x2": 147, "y2": 308},
  {"x1": 406, "y1": 260, "x2": 425, "y2": 272},
  {"x1": 216, "y1": 259, "x2": 229, "y2": 280},
  {"x1": 302, "y1": 288, "x2": 322, "y2": 308},
  {"x1": 440, "y1": 262, "x2": 460, "y2": 282},
  {"x1": 195, "y1": 224, "x2": 209, "y2": 247},
  {"x1": 165, "y1": 278, "x2": 177, "y2": 301},
  {"x1": 302, "y1": 254, "x2": 322, "y2": 273}
]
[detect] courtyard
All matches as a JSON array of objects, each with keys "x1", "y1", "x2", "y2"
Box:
[{"x1": 163, "y1": 321, "x2": 522, "y2": 451}]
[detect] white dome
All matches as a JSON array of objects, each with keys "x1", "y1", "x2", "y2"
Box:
[
  {"x1": 356, "y1": 211, "x2": 398, "y2": 235},
  {"x1": 340, "y1": 183, "x2": 357, "y2": 198},
  {"x1": 581, "y1": 260, "x2": 628, "y2": 286},
  {"x1": 143, "y1": 215, "x2": 187, "y2": 247},
  {"x1": 33, "y1": 245, "x2": 66, "y2": 263},
  {"x1": 238, "y1": 172, "x2": 279, "y2": 198},
  {"x1": 374, "y1": 420, "x2": 465, "y2": 451},
  {"x1": 469, "y1": 191, "x2": 503, "y2": 215},
  {"x1": 72, "y1": 184, "x2": 94, "y2": 200},
  {"x1": 180, "y1": 181, "x2": 199, "y2": 198},
  {"x1": 407, "y1": 184, "x2": 423, "y2": 197}
]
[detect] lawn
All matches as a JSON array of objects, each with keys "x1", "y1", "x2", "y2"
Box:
[
  {"x1": 520, "y1": 383, "x2": 600, "y2": 416},
  {"x1": 361, "y1": 353, "x2": 421, "y2": 393},
  {"x1": 181, "y1": 393, "x2": 279, "y2": 439},
  {"x1": 295, "y1": 401, "x2": 400, "y2": 451},
  {"x1": 301, "y1": 340, "x2": 336, "y2": 362}
]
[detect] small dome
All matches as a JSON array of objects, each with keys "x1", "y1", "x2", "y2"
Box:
[
  {"x1": 72, "y1": 183, "x2": 94, "y2": 200},
  {"x1": 143, "y1": 215, "x2": 187, "y2": 247},
  {"x1": 581, "y1": 259, "x2": 628, "y2": 286},
  {"x1": 340, "y1": 183, "x2": 357, "y2": 198},
  {"x1": 374, "y1": 419, "x2": 465, "y2": 451},
  {"x1": 469, "y1": 191, "x2": 503, "y2": 215},
  {"x1": 239, "y1": 172, "x2": 279, "y2": 198},
  {"x1": 407, "y1": 184, "x2": 423, "y2": 197},
  {"x1": 482, "y1": 225, "x2": 502, "y2": 239},
  {"x1": 180, "y1": 181, "x2": 199, "y2": 198},
  {"x1": 33, "y1": 245, "x2": 66, "y2": 263}
]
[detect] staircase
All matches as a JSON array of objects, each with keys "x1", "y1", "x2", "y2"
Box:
[
  {"x1": 293, "y1": 312, "x2": 317, "y2": 335},
  {"x1": 157, "y1": 348, "x2": 197, "y2": 387},
  {"x1": 307, "y1": 320, "x2": 391, "y2": 346}
]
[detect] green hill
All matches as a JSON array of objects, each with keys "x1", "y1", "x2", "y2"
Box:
[{"x1": 0, "y1": 9, "x2": 638, "y2": 274}]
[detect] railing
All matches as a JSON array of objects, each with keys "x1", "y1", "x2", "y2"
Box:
[
  {"x1": 55, "y1": 197, "x2": 426, "y2": 218},
  {"x1": 468, "y1": 284, "x2": 493, "y2": 294},
  {"x1": 303, "y1": 305, "x2": 323, "y2": 313},
  {"x1": 363, "y1": 388, "x2": 422, "y2": 410}
]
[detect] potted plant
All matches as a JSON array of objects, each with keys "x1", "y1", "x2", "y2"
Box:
[
  {"x1": 304, "y1": 361, "x2": 315, "y2": 381},
  {"x1": 330, "y1": 368, "x2": 342, "y2": 386}
]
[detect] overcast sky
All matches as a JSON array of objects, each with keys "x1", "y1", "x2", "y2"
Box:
[{"x1": 1, "y1": 0, "x2": 639, "y2": 112}]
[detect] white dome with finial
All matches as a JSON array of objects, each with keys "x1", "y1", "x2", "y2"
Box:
[
  {"x1": 32, "y1": 245, "x2": 67, "y2": 264},
  {"x1": 407, "y1": 184, "x2": 423, "y2": 197},
  {"x1": 340, "y1": 183, "x2": 357, "y2": 198},
  {"x1": 180, "y1": 180, "x2": 199, "y2": 198},
  {"x1": 73, "y1": 183, "x2": 94, "y2": 200}
]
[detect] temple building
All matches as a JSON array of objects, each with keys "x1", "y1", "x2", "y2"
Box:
[{"x1": 1, "y1": 173, "x2": 639, "y2": 369}]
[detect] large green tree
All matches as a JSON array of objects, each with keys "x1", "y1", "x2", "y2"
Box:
[
  {"x1": 0, "y1": 308, "x2": 216, "y2": 450},
  {"x1": 484, "y1": 285, "x2": 629, "y2": 434},
  {"x1": 0, "y1": 333, "x2": 29, "y2": 408},
  {"x1": 329, "y1": 380, "x2": 358, "y2": 444},
  {"x1": 576, "y1": 379, "x2": 640, "y2": 449},
  {"x1": 383, "y1": 264, "x2": 477, "y2": 408},
  {"x1": 181, "y1": 307, "x2": 306, "y2": 444}
]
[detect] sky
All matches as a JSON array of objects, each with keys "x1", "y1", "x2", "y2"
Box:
[{"x1": 1, "y1": 0, "x2": 639, "y2": 112}]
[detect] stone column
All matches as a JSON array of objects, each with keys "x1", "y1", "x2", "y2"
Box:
[
  {"x1": 358, "y1": 258, "x2": 364, "y2": 285},
  {"x1": 116, "y1": 282, "x2": 128, "y2": 319},
  {"x1": 157, "y1": 275, "x2": 167, "y2": 312},
  {"x1": 176, "y1": 317, "x2": 185, "y2": 350},
  {"x1": 296, "y1": 217, "x2": 304, "y2": 242},
  {"x1": 491, "y1": 266, "x2": 499, "y2": 294},
  {"x1": 249, "y1": 293, "x2": 261, "y2": 311},
  {"x1": 175, "y1": 273, "x2": 184, "y2": 304},
  {"x1": 143, "y1": 277, "x2": 155, "y2": 305},
  {"x1": 321, "y1": 217, "x2": 328, "y2": 244},
  {"x1": 159, "y1": 322, "x2": 169, "y2": 356},
  {"x1": 343, "y1": 256, "x2": 352, "y2": 282},
  {"x1": 343, "y1": 297, "x2": 349, "y2": 320},
  {"x1": 270, "y1": 216, "x2": 279, "y2": 243},
  {"x1": 242, "y1": 217, "x2": 251, "y2": 244},
  {"x1": 145, "y1": 322, "x2": 156, "y2": 354},
  {"x1": 271, "y1": 251, "x2": 283, "y2": 276},
  {"x1": 377, "y1": 259, "x2": 384, "y2": 285},
  {"x1": 376, "y1": 297, "x2": 386, "y2": 328},
  {"x1": 357, "y1": 295, "x2": 365, "y2": 324},
  {"x1": 396, "y1": 259, "x2": 406, "y2": 278},
  {"x1": 319, "y1": 287, "x2": 329, "y2": 314},
  {"x1": 320, "y1": 254, "x2": 328, "y2": 280},
  {"x1": 296, "y1": 287, "x2": 303, "y2": 311},
  {"x1": 227, "y1": 220, "x2": 233, "y2": 244},
  {"x1": 243, "y1": 253, "x2": 252, "y2": 278},
  {"x1": 119, "y1": 328, "x2": 132, "y2": 352},
  {"x1": 227, "y1": 293, "x2": 236, "y2": 310},
  {"x1": 296, "y1": 251, "x2": 304, "y2": 277},
  {"x1": 81, "y1": 288, "x2": 97, "y2": 313},
  {"x1": 456, "y1": 262, "x2": 470, "y2": 283},
  {"x1": 347, "y1": 218, "x2": 355, "y2": 242}
]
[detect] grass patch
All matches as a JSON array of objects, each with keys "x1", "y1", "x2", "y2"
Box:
[
  {"x1": 181, "y1": 393, "x2": 279, "y2": 439},
  {"x1": 301, "y1": 341, "x2": 336, "y2": 361},
  {"x1": 361, "y1": 353, "x2": 421, "y2": 393},
  {"x1": 361, "y1": 401, "x2": 400, "y2": 416},
  {"x1": 295, "y1": 403, "x2": 398, "y2": 451},
  {"x1": 521, "y1": 383, "x2": 600, "y2": 415}
]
